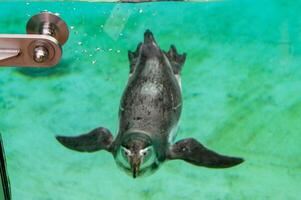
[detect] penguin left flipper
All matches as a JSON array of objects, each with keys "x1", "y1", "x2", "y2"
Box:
[
  {"x1": 167, "y1": 138, "x2": 244, "y2": 168},
  {"x1": 56, "y1": 127, "x2": 113, "y2": 153}
]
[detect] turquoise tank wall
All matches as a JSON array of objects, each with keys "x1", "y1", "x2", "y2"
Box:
[{"x1": 0, "y1": 1, "x2": 300, "y2": 199}]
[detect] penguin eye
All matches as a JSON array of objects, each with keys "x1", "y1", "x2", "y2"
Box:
[
  {"x1": 140, "y1": 147, "x2": 154, "y2": 165},
  {"x1": 121, "y1": 146, "x2": 132, "y2": 158},
  {"x1": 139, "y1": 147, "x2": 149, "y2": 157},
  {"x1": 116, "y1": 146, "x2": 131, "y2": 170}
]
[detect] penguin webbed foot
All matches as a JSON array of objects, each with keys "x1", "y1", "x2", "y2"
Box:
[
  {"x1": 128, "y1": 42, "x2": 142, "y2": 74},
  {"x1": 164, "y1": 45, "x2": 186, "y2": 74},
  {"x1": 56, "y1": 127, "x2": 113, "y2": 153},
  {"x1": 167, "y1": 138, "x2": 244, "y2": 168}
]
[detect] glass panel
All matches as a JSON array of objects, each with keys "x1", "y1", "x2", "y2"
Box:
[{"x1": 0, "y1": 1, "x2": 300, "y2": 200}]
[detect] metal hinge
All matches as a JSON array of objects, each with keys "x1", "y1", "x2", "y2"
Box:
[{"x1": 0, "y1": 11, "x2": 69, "y2": 67}]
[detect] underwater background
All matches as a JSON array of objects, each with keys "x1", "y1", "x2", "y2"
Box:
[{"x1": 0, "y1": 1, "x2": 300, "y2": 199}]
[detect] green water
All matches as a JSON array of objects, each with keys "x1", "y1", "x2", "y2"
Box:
[{"x1": 0, "y1": 1, "x2": 300, "y2": 199}]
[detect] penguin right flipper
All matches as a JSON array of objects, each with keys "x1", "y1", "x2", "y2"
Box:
[
  {"x1": 163, "y1": 45, "x2": 186, "y2": 75},
  {"x1": 167, "y1": 138, "x2": 244, "y2": 168},
  {"x1": 56, "y1": 127, "x2": 114, "y2": 153}
]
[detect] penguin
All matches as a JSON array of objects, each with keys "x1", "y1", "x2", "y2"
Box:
[{"x1": 56, "y1": 30, "x2": 243, "y2": 178}]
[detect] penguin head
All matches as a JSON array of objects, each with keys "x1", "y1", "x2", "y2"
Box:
[{"x1": 115, "y1": 132, "x2": 159, "y2": 178}]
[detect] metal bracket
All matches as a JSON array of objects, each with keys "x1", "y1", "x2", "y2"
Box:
[{"x1": 0, "y1": 11, "x2": 69, "y2": 67}]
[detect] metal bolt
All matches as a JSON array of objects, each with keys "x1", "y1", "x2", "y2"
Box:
[
  {"x1": 39, "y1": 22, "x2": 56, "y2": 37},
  {"x1": 33, "y1": 46, "x2": 49, "y2": 63}
]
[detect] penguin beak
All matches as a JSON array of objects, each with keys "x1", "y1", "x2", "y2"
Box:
[{"x1": 130, "y1": 156, "x2": 141, "y2": 179}]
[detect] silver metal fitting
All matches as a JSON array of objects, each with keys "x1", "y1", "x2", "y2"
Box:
[
  {"x1": 34, "y1": 46, "x2": 49, "y2": 63},
  {"x1": 0, "y1": 11, "x2": 69, "y2": 67}
]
